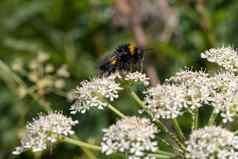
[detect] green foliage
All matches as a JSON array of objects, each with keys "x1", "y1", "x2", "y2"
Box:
[{"x1": 0, "y1": 0, "x2": 237, "y2": 158}]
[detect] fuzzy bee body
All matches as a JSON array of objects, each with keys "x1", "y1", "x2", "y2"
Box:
[{"x1": 99, "y1": 43, "x2": 144, "y2": 75}]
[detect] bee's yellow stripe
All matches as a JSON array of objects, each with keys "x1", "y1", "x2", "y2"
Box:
[
  {"x1": 111, "y1": 56, "x2": 117, "y2": 65},
  {"x1": 128, "y1": 43, "x2": 136, "y2": 55}
]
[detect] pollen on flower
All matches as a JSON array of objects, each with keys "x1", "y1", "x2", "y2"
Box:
[
  {"x1": 70, "y1": 76, "x2": 122, "y2": 114},
  {"x1": 124, "y1": 71, "x2": 150, "y2": 86},
  {"x1": 101, "y1": 116, "x2": 158, "y2": 159},
  {"x1": 201, "y1": 46, "x2": 238, "y2": 73},
  {"x1": 12, "y1": 112, "x2": 78, "y2": 155},
  {"x1": 186, "y1": 126, "x2": 238, "y2": 159},
  {"x1": 144, "y1": 84, "x2": 187, "y2": 119}
]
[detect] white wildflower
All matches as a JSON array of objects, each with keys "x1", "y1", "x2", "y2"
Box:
[
  {"x1": 201, "y1": 46, "x2": 238, "y2": 73},
  {"x1": 144, "y1": 84, "x2": 187, "y2": 119},
  {"x1": 186, "y1": 126, "x2": 238, "y2": 159},
  {"x1": 70, "y1": 76, "x2": 122, "y2": 114},
  {"x1": 107, "y1": 72, "x2": 122, "y2": 80},
  {"x1": 57, "y1": 65, "x2": 70, "y2": 78},
  {"x1": 54, "y1": 79, "x2": 65, "y2": 89},
  {"x1": 11, "y1": 59, "x2": 23, "y2": 72},
  {"x1": 125, "y1": 71, "x2": 150, "y2": 86},
  {"x1": 101, "y1": 117, "x2": 158, "y2": 159},
  {"x1": 45, "y1": 64, "x2": 54, "y2": 73},
  {"x1": 12, "y1": 112, "x2": 78, "y2": 155},
  {"x1": 209, "y1": 71, "x2": 238, "y2": 123},
  {"x1": 37, "y1": 52, "x2": 50, "y2": 63},
  {"x1": 167, "y1": 70, "x2": 212, "y2": 109},
  {"x1": 16, "y1": 86, "x2": 27, "y2": 98},
  {"x1": 28, "y1": 72, "x2": 39, "y2": 82}
]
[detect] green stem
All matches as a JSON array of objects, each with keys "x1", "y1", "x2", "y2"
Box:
[
  {"x1": 171, "y1": 118, "x2": 185, "y2": 141},
  {"x1": 130, "y1": 90, "x2": 186, "y2": 153},
  {"x1": 81, "y1": 148, "x2": 97, "y2": 159},
  {"x1": 72, "y1": 135, "x2": 97, "y2": 159},
  {"x1": 192, "y1": 109, "x2": 199, "y2": 130},
  {"x1": 208, "y1": 109, "x2": 218, "y2": 126},
  {"x1": 156, "y1": 150, "x2": 176, "y2": 157},
  {"x1": 159, "y1": 138, "x2": 171, "y2": 147},
  {"x1": 159, "y1": 138, "x2": 182, "y2": 155},
  {"x1": 130, "y1": 91, "x2": 147, "y2": 110},
  {"x1": 63, "y1": 137, "x2": 101, "y2": 151},
  {"x1": 148, "y1": 153, "x2": 174, "y2": 159},
  {"x1": 106, "y1": 103, "x2": 126, "y2": 118},
  {"x1": 156, "y1": 120, "x2": 186, "y2": 152}
]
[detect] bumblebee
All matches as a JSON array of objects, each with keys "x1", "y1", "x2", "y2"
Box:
[{"x1": 99, "y1": 43, "x2": 144, "y2": 75}]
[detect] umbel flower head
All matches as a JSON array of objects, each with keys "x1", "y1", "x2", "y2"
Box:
[
  {"x1": 124, "y1": 71, "x2": 150, "y2": 86},
  {"x1": 13, "y1": 112, "x2": 78, "y2": 155},
  {"x1": 186, "y1": 126, "x2": 238, "y2": 159},
  {"x1": 209, "y1": 71, "x2": 238, "y2": 123},
  {"x1": 101, "y1": 116, "x2": 158, "y2": 159},
  {"x1": 144, "y1": 84, "x2": 187, "y2": 119},
  {"x1": 70, "y1": 76, "x2": 122, "y2": 114},
  {"x1": 201, "y1": 46, "x2": 238, "y2": 73},
  {"x1": 167, "y1": 69, "x2": 212, "y2": 109}
]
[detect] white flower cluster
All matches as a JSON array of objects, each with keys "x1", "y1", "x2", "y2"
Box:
[
  {"x1": 70, "y1": 76, "x2": 122, "y2": 114},
  {"x1": 209, "y1": 71, "x2": 238, "y2": 123},
  {"x1": 13, "y1": 112, "x2": 78, "y2": 155},
  {"x1": 101, "y1": 117, "x2": 158, "y2": 159},
  {"x1": 144, "y1": 84, "x2": 187, "y2": 119},
  {"x1": 164, "y1": 68, "x2": 238, "y2": 122},
  {"x1": 167, "y1": 70, "x2": 212, "y2": 109},
  {"x1": 186, "y1": 126, "x2": 238, "y2": 159},
  {"x1": 201, "y1": 46, "x2": 238, "y2": 73},
  {"x1": 11, "y1": 52, "x2": 70, "y2": 97},
  {"x1": 125, "y1": 71, "x2": 150, "y2": 86},
  {"x1": 144, "y1": 68, "x2": 238, "y2": 122}
]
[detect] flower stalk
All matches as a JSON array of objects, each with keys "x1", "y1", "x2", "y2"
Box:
[
  {"x1": 208, "y1": 109, "x2": 218, "y2": 126},
  {"x1": 192, "y1": 109, "x2": 199, "y2": 130},
  {"x1": 171, "y1": 118, "x2": 186, "y2": 141},
  {"x1": 156, "y1": 150, "x2": 176, "y2": 157},
  {"x1": 63, "y1": 137, "x2": 101, "y2": 151},
  {"x1": 129, "y1": 90, "x2": 187, "y2": 153},
  {"x1": 106, "y1": 103, "x2": 126, "y2": 118},
  {"x1": 148, "y1": 153, "x2": 174, "y2": 159}
]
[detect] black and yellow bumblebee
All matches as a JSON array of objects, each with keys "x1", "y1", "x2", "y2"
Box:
[{"x1": 99, "y1": 43, "x2": 145, "y2": 75}]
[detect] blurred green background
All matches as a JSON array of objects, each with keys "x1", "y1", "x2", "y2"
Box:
[{"x1": 0, "y1": 0, "x2": 237, "y2": 158}]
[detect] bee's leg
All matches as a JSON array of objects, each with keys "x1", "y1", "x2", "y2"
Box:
[
  {"x1": 122, "y1": 62, "x2": 129, "y2": 73},
  {"x1": 107, "y1": 65, "x2": 115, "y2": 75},
  {"x1": 122, "y1": 65, "x2": 127, "y2": 74},
  {"x1": 139, "y1": 60, "x2": 143, "y2": 72},
  {"x1": 112, "y1": 65, "x2": 117, "y2": 74},
  {"x1": 97, "y1": 71, "x2": 103, "y2": 77},
  {"x1": 128, "y1": 63, "x2": 131, "y2": 72},
  {"x1": 118, "y1": 62, "x2": 123, "y2": 74},
  {"x1": 103, "y1": 70, "x2": 112, "y2": 76},
  {"x1": 134, "y1": 61, "x2": 139, "y2": 72},
  {"x1": 133, "y1": 61, "x2": 140, "y2": 72}
]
